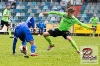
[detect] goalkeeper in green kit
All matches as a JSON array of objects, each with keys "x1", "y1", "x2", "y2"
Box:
[
  {"x1": 43, "y1": 8, "x2": 94, "y2": 54},
  {"x1": 90, "y1": 14, "x2": 99, "y2": 37},
  {"x1": 0, "y1": 4, "x2": 13, "y2": 38}
]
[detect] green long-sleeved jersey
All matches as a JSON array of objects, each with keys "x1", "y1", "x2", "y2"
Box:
[
  {"x1": 2, "y1": 9, "x2": 10, "y2": 22},
  {"x1": 47, "y1": 11, "x2": 91, "y2": 31},
  {"x1": 90, "y1": 17, "x2": 99, "y2": 26}
]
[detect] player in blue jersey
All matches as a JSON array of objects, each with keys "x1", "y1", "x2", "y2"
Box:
[
  {"x1": 12, "y1": 17, "x2": 38, "y2": 56},
  {"x1": 37, "y1": 21, "x2": 46, "y2": 35}
]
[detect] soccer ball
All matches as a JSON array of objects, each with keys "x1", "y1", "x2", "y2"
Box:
[{"x1": 19, "y1": 45, "x2": 27, "y2": 53}]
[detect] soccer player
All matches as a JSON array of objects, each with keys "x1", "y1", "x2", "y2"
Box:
[
  {"x1": 43, "y1": 8, "x2": 94, "y2": 54},
  {"x1": 90, "y1": 14, "x2": 99, "y2": 37},
  {"x1": 37, "y1": 21, "x2": 46, "y2": 35},
  {"x1": 12, "y1": 17, "x2": 38, "y2": 56},
  {"x1": 0, "y1": 4, "x2": 13, "y2": 38}
]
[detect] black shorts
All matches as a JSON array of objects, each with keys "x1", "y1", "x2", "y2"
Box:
[
  {"x1": 1, "y1": 20, "x2": 10, "y2": 28},
  {"x1": 48, "y1": 28, "x2": 70, "y2": 39},
  {"x1": 92, "y1": 26, "x2": 97, "y2": 31}
]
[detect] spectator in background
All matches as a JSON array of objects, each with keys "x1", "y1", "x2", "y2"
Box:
[
  {"x1": 61, "y1": 0, "x2": 71, "y2": 11},
  {"x1": 95, "y1": 0, "x2": 98, "y2": 3},
  {"x1": 5, "y1": 2, "x2": 10, "y2": 5},
  {"x1": 39, "y1": 0, "x2": 42, "y2": 2},
  {"x1": 8, "y1": 0, "x2": 14, "y2": 2},
  {"x1": 8, "y1": 0, "x2": 16, "y2": 9},
  {"x1": 57, "y1": 0, "x2": 61, "y2": 3},
  {"x1": 89, "y1": 0, "x2": 98, "y2": 3},
  {"x1": 67, "y1": 0, "x2": 71, "y2": 8},
  {"x1": 30, "y1": 0, "x2": 34, "y2": 2},
  {"x1": 91, "y1": 0, "x2": 95, "y2": 3},
  {"x1": 11, "y1": 1, "x2": 16, "y2": 9},
  {"x1": 60, "y1": 0, "x2": 67, "y2": 11},
  {"x1": 37, "y1": 22, "x2": 46, "y2": 35},
  {"x1": 84, "y1": 0, "x2": 88, "y2": 2},
  {"x1": 38, "y1": 0, "x2": 47, "y2": 2}
]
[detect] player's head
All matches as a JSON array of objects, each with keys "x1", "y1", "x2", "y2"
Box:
[
  {"x1": 29, "y1": 17, "x2": 34, "y2": 23},
  {"x1": 66, "y1": 8, "x2": 75, "y2": 17},
  {"x1": 94, "y1": 14, "x2": 97, "y2": 17},
  {"x1": 6, "y1": 4, "x2": 10, "y2": 10}
]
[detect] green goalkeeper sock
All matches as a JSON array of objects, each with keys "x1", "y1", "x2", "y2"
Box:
[
  {"x1": 92, "y1": 31, "x2": 95, "y2": 37},
  {"x1": 8, "y1": 28, "x2": 12, "y2": 36},
  {"x1": 69, "y1": 39, "x2": 79, "y2": 51},
  {"x1": 44, "y1": 36, "x2": 53, "y2": 45}
]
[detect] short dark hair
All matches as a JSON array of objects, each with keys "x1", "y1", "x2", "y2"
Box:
[{"x1": 66, "y1": 8, "x2": 75, "y2": 13}]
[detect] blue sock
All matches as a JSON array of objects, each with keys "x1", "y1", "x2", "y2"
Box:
[
  {"x1": 22, "y1": 42, "x2": 26, "y2": 46},
  {"x1": 31, "y1": 44, "x2": 36, "y2": 53}
]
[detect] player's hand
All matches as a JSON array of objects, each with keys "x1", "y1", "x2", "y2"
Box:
[
  {"x1": 43, "y1": 12, "x2": 48, "y2": 15},
  {"x1": 33, "y1": 28, "x2": 36, "y2": 33}
]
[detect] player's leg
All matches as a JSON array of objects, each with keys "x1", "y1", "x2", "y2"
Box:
[
  {"x1": 7, "y1": 26, "x2": 13, "y2": 38},
  {"x1": 19, "y1": 29, "x2": 37, "y2": 56},
  {"x1": 39, "y1": 28, "x2": 40, "y2": 35},
  {"x1": 12, "y1": 37, "x2": 18, "y2": 54},
  {"x1": 43, "y1": 29, "x2": 60, "y2": 50},
  {"x1": 43, "y1": 32, "x2": 53, "y2": 45},
  {"x1": 41, "y1": 28, "x2": 43, "y2": 35},
  {"x1": 92, "y1": 26, "x2": 97, "y2": 37},
  {"x1": 22, "y1": 41, "x2": 27, "y2": 46},
  {"x1": 0, "y1": 20, "x2": 5, "y2": 30},
  {"x1": 24, "y1": 27, "x2": 37, "y2": 56},
  {"x1": 67, "y1": 36, "x2": 83, "y2": 54},
  {"x1": 15, "y1": 27, "x2": 28, "y2": 54},
  {"x1": 66, "y1": 36, "x2": 80, "y2": 53},
  {"x1": 92, "y1": 31, "x2": 95, "y2": 37},
  {"x1": 6, "y1": 22, "x2": 13, "y2": 38},
  {"x1": 12, "y1": 29, "x2": 18, "y2": 54},
  {"x1": 29, "y1": 41, "x2": 37, "y2": 56},
  {"x1": 21, "y1": 41, "x2": 27, "y2": 54},
  {"x1": 92, "y1": 30, "x2": 95, "y2": 37},
  {"x1": 62, "y1": 31, "x2": 81, "y2": 54}
]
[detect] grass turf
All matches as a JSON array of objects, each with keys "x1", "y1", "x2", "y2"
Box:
[{"x1": 0, "y1": 35, "x2": 100, "y2": 66}]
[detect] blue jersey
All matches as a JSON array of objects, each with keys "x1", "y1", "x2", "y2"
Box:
[
  {"x1": 37, "y1": 22, "x2": 45, "y2": 29},
  {"x1": 16, "y1": 17, "x2": 35, "y2": 29},
  {"x1": 12, "y1": 17, "x2": 35, "y2": 53}
]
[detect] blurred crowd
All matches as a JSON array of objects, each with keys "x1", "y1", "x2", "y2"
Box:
[
  {"x1": 84, "y1": 0, "x2": 98, "y2": 3},
  {"x1": 5, "y1": 0, "x2": 16, "y2": 9}
]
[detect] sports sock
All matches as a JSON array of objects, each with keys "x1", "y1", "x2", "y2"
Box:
[
  {"x1": 69, "y1": 39, "x2": 79, "y2": 51},
  {"x1": 22, "y1": 42, "x2": 26, "y2": 46},
  {"x1": 92, "y1": 31, "x2": 95, "y2": 37},
  {"x1": 8, "y1": 28, "x2": 12, "y2": 36},
  {"x1": 44, "y1": 36, "x2": 53, "y2": 45},
  {"x1": 31, "y1": 44, "x2": 36, "y2": 53}
]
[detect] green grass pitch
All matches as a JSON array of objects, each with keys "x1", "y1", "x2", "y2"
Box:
[{"x1": 0, "y1": 35, "x2": 100, "y2": 66}]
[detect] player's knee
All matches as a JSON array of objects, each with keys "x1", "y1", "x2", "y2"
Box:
[
  {"x1": 43, "y1": 32, "x2": 50, "y2": 37},
  {"x1": 43, "y1": 32, "x2": 46, "y2": 36},
  {"x1": 29, "y1": 41, "x2": 34, "y2": 44},
  {"x1": 66, "y1": 36, "x2": 72, "y2": 41},
  {"x1": 8, "y1": 26, "x2": 11, "y2": 28}
]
